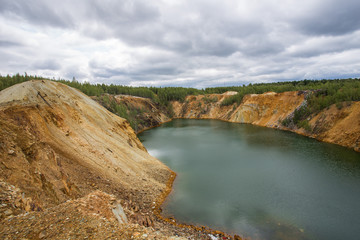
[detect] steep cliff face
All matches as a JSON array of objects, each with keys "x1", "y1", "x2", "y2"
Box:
[
  {"x1": 308, "y1": 102, "x2": 360, "y2": 151},
  {"x1": 229, "y1": 91, "x2": 305, "y2": 128},
  {"x1": 172, "y1": 91, "x2": 305, "y2": 128},
  {"x1": 172, "y1": 91, "x2": 238, "y2": 120}
]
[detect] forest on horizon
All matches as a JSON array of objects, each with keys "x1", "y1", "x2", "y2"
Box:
[{"x1": 1, "y1": 73, "x2": 359, "y2": 132}]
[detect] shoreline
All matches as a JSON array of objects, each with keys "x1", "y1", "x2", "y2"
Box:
[
  {"x1": 137, "y1": 117, "x2": 360, "y2": 153},
  {"x1": 152, "y1": 169, "x2": 237, "y2": 239}
]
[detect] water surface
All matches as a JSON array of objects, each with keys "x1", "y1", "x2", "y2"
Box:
[{"x1": 138, "y1": 119, "x2": 360, "y2": 240}]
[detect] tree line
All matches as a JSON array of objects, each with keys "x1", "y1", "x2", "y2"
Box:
[
  {"x1": 1, "y1": 73, "x2": 359, "y2": 132},
  {"x1": 0, "y1": 73, "x2": 45, "y2": 91}
]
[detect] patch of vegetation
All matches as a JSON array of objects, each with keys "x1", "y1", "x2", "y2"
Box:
[
  {"x1": 202, "y1": 96, "x2": 218, "y2": 104},
  {"x1": 336, "y1": 102, "x2": 343, "y2": 110},
  {"x1": 150, "y1": 87, "x2": 203, "y2": 104},
  {"x1": 98, "y1": 95, "x2": 145, "y2": 132},
  {"x1": 283, "y1": 80, "x2": 360, "y2": 131},
  {"x1": 297, "y1": 120, "x2": 312, "y2": 132},
  {"x1": 281, "y1": 105, "x2": 311, "y2": 130},
  {"x1": 0, "y1": 73, "x2": 45, "y2": 91}
]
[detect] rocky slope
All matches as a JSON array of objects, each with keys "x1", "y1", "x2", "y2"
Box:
[
  {"x1": 307, "y1": 102, "x2": 360, "y2": 151},
  {"x1": 0, "y1": 80, "x2": 222, "y2": 239}
]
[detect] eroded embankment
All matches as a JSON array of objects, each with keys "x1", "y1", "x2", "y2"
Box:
[{"x1": 115, "y1": 91, "x2": 359, "y2": 152}]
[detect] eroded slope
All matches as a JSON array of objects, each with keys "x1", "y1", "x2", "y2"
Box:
[
  {"x1": 0, "y1": 80, "x2": 170, "y2": 208},
  {"x1": 0, "y1": 80, "x2": 216, "y2": 239},
  {"x1": 115, "y1": 91, "x2": 359, "y2": 152}
]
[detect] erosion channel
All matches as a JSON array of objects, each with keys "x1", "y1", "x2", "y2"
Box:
[{"x1": 138, "y1": 119, "x2": 360, "y2": 240}]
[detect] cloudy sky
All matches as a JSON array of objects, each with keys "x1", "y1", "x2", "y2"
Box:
[{"x1": 1, "y1": 0, "x2": 360, "y2": 88}]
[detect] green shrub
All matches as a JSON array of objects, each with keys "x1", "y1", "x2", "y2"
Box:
[
  {"x1": 297, "y1": 120, "x2": 312, "y2": 132},
  {"x1": 203, "y1": 96, "x2": 218, "y2": 104},
  {"x1": 336, "y1": 102, "x2": 343, "y2": 110}
]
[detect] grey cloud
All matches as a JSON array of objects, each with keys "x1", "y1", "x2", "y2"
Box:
[
  {"x1": 0, "y1": 0, "x2": 284, "y2": 58},
  {"x1": 0, "y1": 0, "x2": 72, "y2": 28},
  {"x1": 135, "y1": 66, "x2": 181, "y2": 77},
  {"x1": 92, "y1": 69, "x2": 126, "y2": 79},
  {"x1": 74, "y1": 1, "x2": 264, "y2": 57},
  {"x1": 188, "y1": 37, "x2": 239, "y2": 57},
  {"x1": 63, "y1": 65, "x2": 88, "y2": 80},
  {"x1": 77, "y1": 0, "x2": 162, "y2": 42},
  {"x1": 293, "y1": 0, "x2": 360, "y2": 36},
  {"x1": 90, "y1": 0, "x2": 159, "y2": 25},
  {"x1": 287, "y1": 31, "x2": 360, "y2": 58},
  {"x1": 1, "y1": 0, "x2": 360, "y2": 87},
  {"x1": 91, "y1": 63, "x2": 182, "y2": 81},
  {"x1": 240, "y1": 38, "x2": 284, "y2": 57},
  {"x1": 0, "y1": 40, "x2": 22, "y2": 47},
  {"x1": 88, "y1": 61, "x2": 127, "y2": 79},
  {"x1": 32, "y1": 59, "x2": 61, "y2": 70}
]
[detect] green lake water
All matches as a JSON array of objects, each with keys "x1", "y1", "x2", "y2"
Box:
[{"x1": 138, "y1": 119, "x2": 360, "y2": 240}]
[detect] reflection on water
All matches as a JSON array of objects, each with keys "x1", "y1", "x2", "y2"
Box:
[{"x1": 139, "y1": 119, "x2": 360, "y2": 240}]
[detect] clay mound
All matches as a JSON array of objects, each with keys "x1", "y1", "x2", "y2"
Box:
[{"x1": 0, "y1": 80, "x2": 170, "y2": 209}]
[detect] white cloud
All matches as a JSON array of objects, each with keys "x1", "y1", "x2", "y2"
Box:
[{"x1": 0, "y1": 0, "x2": 359, "y2": 87}]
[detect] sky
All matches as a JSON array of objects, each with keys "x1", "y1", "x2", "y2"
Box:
[{"x1": 1, "y1": 0, "x2": 360, "y2": 88}]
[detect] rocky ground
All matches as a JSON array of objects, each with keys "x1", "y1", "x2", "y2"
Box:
[{"x1": 0, "y1": 185, "x2": 194, "y2": 240}]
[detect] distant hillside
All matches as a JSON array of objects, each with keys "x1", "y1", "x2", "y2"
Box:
[{"x1": 1, "y1": 75, "x2": 360, "y2": 131}]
